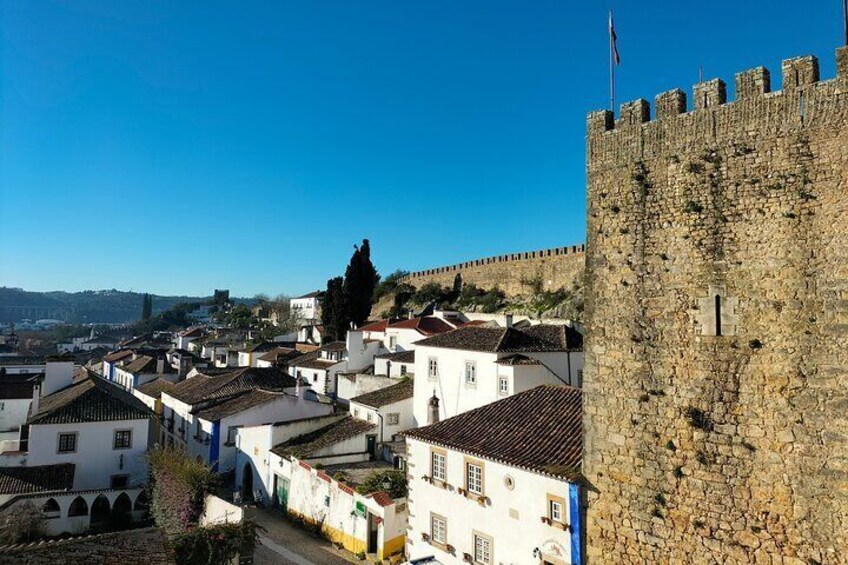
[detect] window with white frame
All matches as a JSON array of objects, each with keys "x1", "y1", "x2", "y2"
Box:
[
  {"x1": 473, "y1": 533, "x2": 492, "y2": 564},
  {"x1": 499, "y1": 376, "x2": 508, "y2": 395},
  {"x1": 388, "y1": 336, "x2": 397, "y2": 350},
  {"x1": 428, "y1": 358, "x2": 438, "y2": 379},
  {"x1": 387, "y1": 413, "x2": 399, "y2": 425},
  {"x1": 431, "y1": 513, "x2": 447, "y2": 545},
  {"x1": 367, "y1": 412, "x2": 373, "y2": 423},
  {"x1": 466, "y1": 461, "x2": 483, "y2": 494},
  {"x1": 465, "y1": 361, "x2": 476, "y2": 385},
  {"x1": 431, "y1": 451, "x2": 446, "y2": 482},
  {"x1": 226, "y1": 426, "x2": 238, "y2": 445},
  {"x1": 549, "y1": 498, "x2": 563, "y2": 523},
  {"x1": 113, "y1": 429, "x2": 132, "y2": 450}
]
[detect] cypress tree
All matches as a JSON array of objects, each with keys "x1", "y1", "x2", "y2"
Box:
[
  {"x1": 343, "y1": 239, "x2": 379, "y2": 328},
  {"x1": 321, "y1": 277, "x2": 349, "y2": 342},
  {"x1": 141, "y1": 293, "x2": 153, "y2": 321}
]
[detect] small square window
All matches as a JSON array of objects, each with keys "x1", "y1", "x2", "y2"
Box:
[
  {"x1": 114, "y1": 430, "x2": 132, "y2": 450},
  {"x1": 550, "y1": 499, "x2": 563, "y2": 523},
  {"x1": 499, "y1": 376, "x2": 508, "y2": 395},
  {"x1": 58, "y1": 432, "x2": 77, "y2": 453},
  {"x1": 387, "y1": 413, "x2": 399, "y2": 425},
  {"x1": 110, "y1": 475, "x2": 129, "y2": 489}
]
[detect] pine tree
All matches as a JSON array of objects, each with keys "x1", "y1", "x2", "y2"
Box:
[
  {"x1": 321, "y1": 277, "x2": 349, "y2": 342},
  {"x1": 141, "y1": 293, "x2": 153, "y2": 321},
  {"x1": 343, "y1": 239, "x2": 379, "y2": 328}
]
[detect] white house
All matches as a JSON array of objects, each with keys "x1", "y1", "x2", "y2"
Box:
[
  {"x1": 358, "y1": 317, "x2": 455, "y2": 354},
  {"x1": 348, "y1": 379, "x2": 415, "y2": 448},
  {"x1": 374, "y1": 349, "x2": 415, "y2": 378},
  {"x1": 233, "y1": 413, "x2": 344, "y2": 506},
  {"x1": 290, "y1": 291, "x2": 324, "y2": 323},
  {"x1": 112, "y1": 354, "x2": 178, "y2": 391},
  {"x1": 285, "y1": 456, "x2": 408, "y2": 560},
  {"x1": 160, "y1": 366, "x2": 333, "y2": 472},
  {"x1": 0, "y1": 356, "x2": 76, "y2": 450},
  {"x1": 411, "y1": 323, "x2": 584, "y2": 426},
  {"x1": 404, "y1": 385, "x2": 584, "y2": 565},
  {"x1": 175, "y1": 327, "x2": 205, "y2": 350},
  {"x1": 288, "y1": 331, "x2": 381, "y2": 400},
  {"x1": 236, "y1": 342, "x2": 280, "y2": 368},
  {"x1": 22, "y1": 376, "x2": 153, "y2": 491}
]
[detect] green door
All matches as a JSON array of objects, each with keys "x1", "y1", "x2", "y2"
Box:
[{"x1": 276, "y1": 476, "x2": 290, "y2": 510}]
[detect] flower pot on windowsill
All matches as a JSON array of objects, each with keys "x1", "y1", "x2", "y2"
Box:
[
  {"x1": 462, "y1": 553, "x2": 473, "y2": 563},
  {"x1": 541, "y1": 516, "x2": 552, "y2": 525},
  {"x1": 477, "y1": 496, "x2": 490, "y2": 506},
  {"x1": 421, "y1": 532, "x2": 430, "y2": 542},
  {"x1": 457, "y1": 487, "x2": 466, "y2": 496},
  {"x1": 445, "y1": 544, "x2": 456, "y2": 554}
]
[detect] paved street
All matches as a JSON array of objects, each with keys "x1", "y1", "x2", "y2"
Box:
[{"x1": 251, "y1": 508, "x2": 359, "y2": 565}]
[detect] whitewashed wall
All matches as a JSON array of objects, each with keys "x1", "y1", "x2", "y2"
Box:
[
  {"x1": 406, "y1": 437, "x2": 577, "y2": 565},
  {"x1": 26, "y1": 419, "x2": 150, "y2": 490}
]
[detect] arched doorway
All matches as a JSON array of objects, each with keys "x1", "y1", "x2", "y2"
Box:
[
  {"x1": 42, "y1": 498, "x2": 60, "y2": 519},
  {"x1": 90, "y1": 494, "x2": 110, "y2": 527},
  {"x1": 134, "y1": 491, "x2": 150, "y2": 512},
  {"x1": 68, "y1": 496, "x2": 88, "y2": 517},
  {"x1": 111, "y1": 493, "x2": 133, "y2": 529},
  {"x1": 242, "y1": 463, "x2": 254, "y2": 502}
]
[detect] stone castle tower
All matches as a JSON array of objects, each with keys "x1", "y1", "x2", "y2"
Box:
[{"x1": 582, "y1": 47, "x2": 848, "y2": 563}]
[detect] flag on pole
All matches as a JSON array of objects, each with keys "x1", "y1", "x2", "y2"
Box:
[{"x1": 609, "y1": 11, "x2": 621, "y2": 65}]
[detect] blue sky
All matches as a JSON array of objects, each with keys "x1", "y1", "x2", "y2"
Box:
[{"x1": 1, "y1": 1, "x2": 844, "y2": 297}]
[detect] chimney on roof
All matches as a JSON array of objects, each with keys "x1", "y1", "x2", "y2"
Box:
[
  {"x1": 504, "y1": 313, "x2": 514, "y2": 329},
  {"x1": 408, "y1": 310, "x2": 415, "y2": 320},
  {"x1": 156, "y1": 357, "x2": 165, "y2": 374},
  {"x1": 428, "y1": 391, "x2": 440, "y2": 425}
]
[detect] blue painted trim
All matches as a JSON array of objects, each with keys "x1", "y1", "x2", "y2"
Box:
[
  {"x1": 569, "y1": 482, "x2": 582, "y2": 565},
  {"x1": 210, "y1": 421, "x2": 221, "y2": 470}
]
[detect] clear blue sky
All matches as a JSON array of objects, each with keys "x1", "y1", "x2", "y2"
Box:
[{"x1": 1, "y1": 1, "x2": 844, "y2": 297}]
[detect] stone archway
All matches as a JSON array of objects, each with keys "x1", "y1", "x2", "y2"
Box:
[
  {"x1": 90, "y1": 494, "x2": 110, "y2": 527},
  {"x1": 68, "y1": 496, "x2": 88, "y2": 517},
  {"x1": 111, "y1": 492, "x2": 133, "y2": 528}
]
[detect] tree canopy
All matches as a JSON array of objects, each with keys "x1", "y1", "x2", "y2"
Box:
[{"x1": 343, "y1": 239, "x2": 379, "y2": 327}]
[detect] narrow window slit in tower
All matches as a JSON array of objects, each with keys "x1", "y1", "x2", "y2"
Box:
[{"x1": 714, "y1": 295, "x2": 722, "y2": 336}]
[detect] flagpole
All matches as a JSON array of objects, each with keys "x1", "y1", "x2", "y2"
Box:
[
  {"x1": 609, "y1": 10, "x2": 615, "y2": 112},
  {"x1": 843, "y1": 0, "x2": 848, "y2": 45}
]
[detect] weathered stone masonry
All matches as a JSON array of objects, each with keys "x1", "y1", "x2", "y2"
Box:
[
  {"x1": 399, "y1": 244, "x2": 585, "y2": 297},
  {"x1": 583, "y1": 48, "x2": 848, "y2": 564}
]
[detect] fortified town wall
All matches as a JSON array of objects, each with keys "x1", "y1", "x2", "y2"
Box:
[
  {"x1": 582, "y1": 48, "x2": 848, "y2": 564},
  {"x1": 399, "y1": 244, "x2": 585, "y2": 297}
]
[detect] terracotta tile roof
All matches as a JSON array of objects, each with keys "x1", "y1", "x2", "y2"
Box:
[
  {"x1": 405, "y1": 385, "x2": 583, "y2": 480},
  {"x1": 103, "y1": 350, "x2": 134, "y2": 363},
  {"x1": 166, "y1": 367, "x2": 296, "y2": 405},
  {"x1": 122, "y1": 355, "x2": 160, "y2": 374},
  {"x1": 387, "y1": 317, "x2": 454, "y2": 336},
  {"x1": 375, "y1": 350, "x2": 415, "y2": 364},
  {"x1": 295, "y1": 291, "x2": 325, "y2": 299},
  {"x1": 0, "y1": 527, "x2": 176, "y2": 564},
  {"x1": 495, "y1": 354, "x2": 542, "y2": 366},
  {"x1": 28, "y1": 378, "x2": 152, "y2": 425},
  {"x1": 358, "y1": 320, "x2": 389, "y2": 333},
  {"x1": 350, "y1": 379, "x2": 414, "y2": 408},
  {"x1": 0, "y1": 463, "x2": 75, "y2": 495},
  {"x1": 415, "y1": 324, "x2": 583, "y2": 353},
  {"x1": 369, "y1": 491, "x2": 394, "y2": 507},
  {"x1": 290, "y1": 349, "x2": 340, "y2": 371},
  {"x1": 244, "y1": 341, "x2": 280, "y2": 353},
  {"x1": 272, "y1": 416, "x2": 376, "y2": 459},
  {"x1": 179, "y1": 327, "x2": 204, "y2": 338},
  {"x1": 135, "y1": 378, "x2": 176, "y2": 399},
  {"x1": 0, "y1": 382, "x2": 36, "y2": 400},
  {"x1": 193, "y1": 389, "x2": 286, "y2": 422},
  {"x1": 320, "y1": 341, "x2": 347, "y2": 352},
  {"x1": 257, "y1": 347, "x2": 300, "y2": 363},
  {"x1": 0, "y1": 357, "x2": 44, "y2": 367}
]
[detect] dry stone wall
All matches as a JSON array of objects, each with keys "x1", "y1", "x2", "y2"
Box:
[
  {"x1": 583, "y1": 48, "x2": 848, "y2": 564},
  {"x1": 399, "y1": 245, "x2": 585, "y2": 297}
]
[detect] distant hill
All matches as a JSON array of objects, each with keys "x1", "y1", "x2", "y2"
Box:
[{"x1": 0, "y1": 287, "x2": 210, "y2": 324}]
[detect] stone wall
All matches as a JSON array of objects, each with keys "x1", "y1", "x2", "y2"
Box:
[
  {"x1": 582, "y1": 48, "x2": 848, "y2": 564},
  {"x1": 399, "y1": 244, "x2": 585, "y2": 297}
]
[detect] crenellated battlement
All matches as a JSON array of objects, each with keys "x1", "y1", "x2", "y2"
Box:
[{"x1": 587, "y1": 47, "x2": 848, "y2": 153}]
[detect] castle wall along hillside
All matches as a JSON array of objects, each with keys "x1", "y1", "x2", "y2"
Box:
[
  {"x1": 399, "y1": 245, "x2": 585, "y2": 297},
  {"x1": 583, "y1": 48, "x2": 848, "y2": 564}
]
